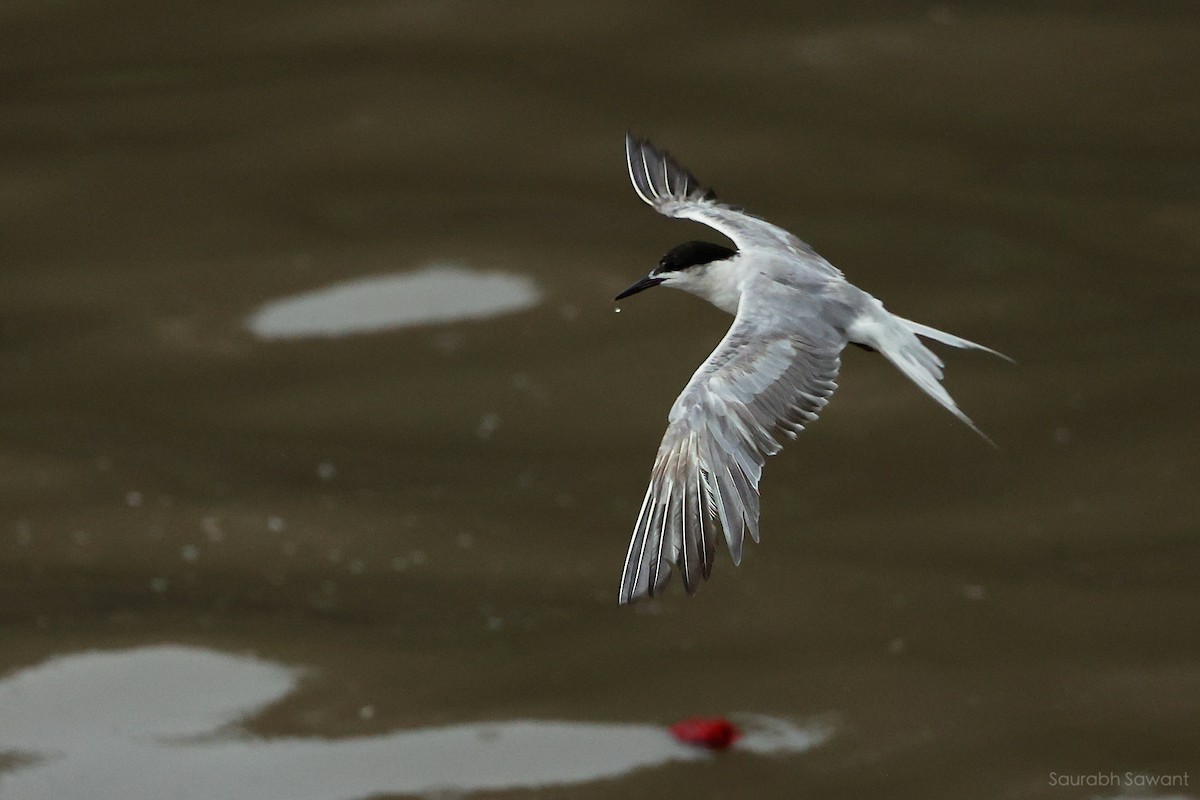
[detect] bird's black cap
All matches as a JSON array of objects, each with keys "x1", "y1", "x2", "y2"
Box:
[{"x1": 656, "y1": 241, "x2": 737, "y2": 274}]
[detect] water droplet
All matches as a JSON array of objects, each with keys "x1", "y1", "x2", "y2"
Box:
[
  {"x1": 432, "y1": 332, "x2": 464, "y2": 354},
  {"x1": 125, "y1": 491, "x2": 143, "y2": 508},
  {"x1": 202, "y1": 516, "x2": 224, "y2": 542},
  {"x1": 963, "y1": 584, "x2": 987, "y2": 601},
  {"x1": 476, "y1": 412, "x2": 500, "y2": 440}
]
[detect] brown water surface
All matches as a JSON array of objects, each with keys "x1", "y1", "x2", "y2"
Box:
[{"x1": 2, "y1": 2, "x2": 1199, "y2": 798}]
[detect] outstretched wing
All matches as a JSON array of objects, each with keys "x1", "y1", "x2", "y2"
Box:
[
  {"x1": 625, "y1": 133, "x2": 843, "y2": 279},
  {"x1": 618, "y1": 294, "x2": 843, "y2": 604}
]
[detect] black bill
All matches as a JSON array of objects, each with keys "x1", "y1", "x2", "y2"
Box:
[{"x1": 614, "y1": 274, "x2": 664, "y2": 301}]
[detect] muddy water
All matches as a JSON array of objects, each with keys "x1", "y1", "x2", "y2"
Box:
[{"x1": 2, "y1": 3, "x2": 1198, "y2": 798}]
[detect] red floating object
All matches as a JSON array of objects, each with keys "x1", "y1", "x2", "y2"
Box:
[{"x1": 668, "y1": 716, "x2": 741, "y2": 750}]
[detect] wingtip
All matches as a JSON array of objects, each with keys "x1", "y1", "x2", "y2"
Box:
[
  {"x1": 622, "y1": 133, "x2": 716, "y2": 206},
  {"x1": 616, "y1": 576, "x2": 660, "y2": 606},
  {"x1": 625, "y1": 132, "x2": 652, "y2": 166},
  {"x1": 617, "y1": 573, "x2": 644, "y2": 605}
]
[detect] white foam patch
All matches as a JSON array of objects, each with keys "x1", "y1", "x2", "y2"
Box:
[
  {"x1": 0, "y1": 646, "x2": 832, "y2": 800},
  {"x1": 246, "y1": 265, "x2": 540, "y2": 340}
]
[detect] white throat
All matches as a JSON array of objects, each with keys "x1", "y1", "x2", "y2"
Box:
[{"x1": 661, "y1": 256, "x2": 745, "y2": 315}]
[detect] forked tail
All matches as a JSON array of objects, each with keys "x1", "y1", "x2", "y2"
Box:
[{"x1": 849, "y1": 311, "x2": 1009, "y2": 445}]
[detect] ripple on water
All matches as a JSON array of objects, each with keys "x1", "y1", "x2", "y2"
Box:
[
  {"x1": 246, "y1": 265, "x2": 541, "y2": 340},
  {"x1": 0, "y1": 646, "x2": 832, "y2": 800}
]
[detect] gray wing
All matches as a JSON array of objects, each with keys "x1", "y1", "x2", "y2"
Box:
[
  {"x1": 625, "y1": 133, "x2": 843, "y2": 279},
  {"x1": 618, "y1": 299, "x2": 843, "y2": 604}
]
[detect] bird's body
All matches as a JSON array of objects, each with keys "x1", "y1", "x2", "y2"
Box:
[{"x1": 615, "y1": 134, "x2": 1006, "y2": 605}]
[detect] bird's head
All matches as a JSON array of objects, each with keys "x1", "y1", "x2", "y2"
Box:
[{"x1": 614, "y1": 241, "x2": 738, "y2": 300}]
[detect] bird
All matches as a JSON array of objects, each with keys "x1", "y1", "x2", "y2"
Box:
[{"x1": 614, "y1": 133, "x2": 1007, "y2": 605}]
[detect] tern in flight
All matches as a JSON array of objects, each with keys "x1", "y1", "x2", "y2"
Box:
[{"x1": 615, "y1": 134, "x2": 1007, "y2": 605}]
